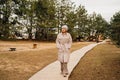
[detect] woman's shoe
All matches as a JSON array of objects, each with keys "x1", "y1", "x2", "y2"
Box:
[{"x1": 63, "y1": 73, "x2": 67, "y2": 77}]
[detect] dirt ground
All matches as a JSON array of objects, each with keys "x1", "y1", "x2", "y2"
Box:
[
  {"x1": 0, "y1": 41, "x2": 56, "y2": 52},
  {"x1": 0, "y1": 41, "x2": 93, "y2": 80},
  {"x1": 69, "y1": 43, "x2": 120, "y2": 80}
]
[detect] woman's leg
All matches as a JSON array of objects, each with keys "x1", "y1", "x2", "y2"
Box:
[
  {"x1": 60, "y1": 62, "x2": 64, "y2": 74},
  {"x1": 63, "y1": 62, "x2": 68, "y2": 77},
  {"x1": 63, "y1": 62, "x2": 68, "y2": 74}
]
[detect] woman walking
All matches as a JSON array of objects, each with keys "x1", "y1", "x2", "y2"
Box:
[{"x1": 56, "y1": 25, "x2": 72, "y2": 77}]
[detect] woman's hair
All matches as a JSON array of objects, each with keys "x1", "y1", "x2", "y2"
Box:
[{"x1": 62, "y1": 25, "x2": 68, "y2": 31}]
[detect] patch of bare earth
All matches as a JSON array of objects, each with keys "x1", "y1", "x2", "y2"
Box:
[
  {"x1": 0, "y1": 41, "x2": 93, "y2": 80},
  {"x1": 69, "y1": 43, "x2": 120, "y2": 80}
]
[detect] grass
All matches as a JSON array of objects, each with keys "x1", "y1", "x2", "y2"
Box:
[
  {"x1": 69, "y1": 43, "x2": 120, "y2": 80},
  {"x1": 0, "y1": 41, "x2": 92, "y2": 80}
]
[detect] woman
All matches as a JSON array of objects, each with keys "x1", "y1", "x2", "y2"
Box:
[{"x1": 56, "y1": 25, "x2": 72, "y2": 77}]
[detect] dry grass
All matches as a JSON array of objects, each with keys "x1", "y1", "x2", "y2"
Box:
[
  {"x1": 69, "y1": 43, "x2": 120, "y2": 80},
  {"x1": 0, "y1": 41, "x2": 56, "y2": 52},
  {"x1": 0, "y1": 41, "x2": 92, "y2": 80}
]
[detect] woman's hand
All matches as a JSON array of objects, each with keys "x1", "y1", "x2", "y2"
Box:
[{"x1": 68, "y1": 48, "x2": 70, "y2": 50}]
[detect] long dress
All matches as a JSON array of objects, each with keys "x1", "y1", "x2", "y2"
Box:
[{"x1": 56, "y1": 32, "x2": 72, "y2": 63}]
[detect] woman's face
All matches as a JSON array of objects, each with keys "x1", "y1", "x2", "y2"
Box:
[{"x1": 62, "y1": 28, "x2": 67, "y2": 33}]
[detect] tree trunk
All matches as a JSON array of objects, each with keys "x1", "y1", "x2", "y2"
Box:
[{"x1": 28, "y1": 28, "x2": 32, "y2": 39}]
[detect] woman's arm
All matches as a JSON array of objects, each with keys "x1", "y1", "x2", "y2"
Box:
[
  {"x1": 67, "y1": 33, "x2": 72, "y2": 49},
  {"x1": 56, "y1": 34, "x2": 61, "y2": 49}
]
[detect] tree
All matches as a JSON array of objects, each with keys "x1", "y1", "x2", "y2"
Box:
[
  {"x1": 65, "y1": 11, "x2": 76, "y2": 40},
  {"x1": 0, "y1": 0, "x2": 12, "y2": 39},
  {"x1": 86, "y1": 12, "x2": 109, "y2": 41},
  {"x1": 55, "y1": 0, "x2": 74, "y2": 33},
  {"x1": 110, "y1": 11, "x2": 120, "y2": 45},
  {"x1": 0, "y1": 0, "x2": 30, "y2": 39},
  {"x1": 76, "y1": 5, "x2": 88, "y2": 38},
  {"x1": 35, "y1": 0, "x2": 57, "y2": 40}
]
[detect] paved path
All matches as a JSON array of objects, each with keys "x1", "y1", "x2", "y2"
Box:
[{"x1": 29, "y1": 42, "x2": 105, "y2": 80}]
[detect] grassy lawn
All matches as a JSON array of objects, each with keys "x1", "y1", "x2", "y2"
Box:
[
  {"x1": 69, "y1": 43, "x2": 120, "y2": 80},
  {"x1": 0, "y1": 41, "x2": 92, "y2": 80}
]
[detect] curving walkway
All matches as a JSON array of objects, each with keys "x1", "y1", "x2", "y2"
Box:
[{"x1": 29, "y1": 41, "x2": 105, "y2": 80}]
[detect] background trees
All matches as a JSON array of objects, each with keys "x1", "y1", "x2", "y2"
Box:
[
  {"x1": 110, "y1": 11, "x2": 120, "y2": 45},
  {"x1": 0, "y1": 0, "x2": 109, "y2": 41},
  {"x1": 86, "y1": 13, "x2": 109, "y2": 41},
  {"x1": 76, "y1": 5, "x2": 88, "y2": 37},
  {"x1": 0, "y1": 0, "x2": 12, "y2": 39},
  {"x1": 34, "y1": 0, "x2": 56, "y2": 40}
]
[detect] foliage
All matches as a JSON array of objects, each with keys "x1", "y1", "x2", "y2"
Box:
[
  {"x1": 0, "y1": 0, "x2": 109, "y2": 41},
  {"x1": 110, "y1": 11, "x2": 120, "y2": 45}
]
